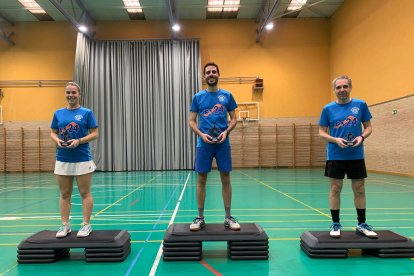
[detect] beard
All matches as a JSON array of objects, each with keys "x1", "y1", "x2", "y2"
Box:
[{"x1": 206, "y1": 76, "x2": 218, "y2": 86}]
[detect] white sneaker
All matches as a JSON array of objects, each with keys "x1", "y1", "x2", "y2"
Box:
[
  {"x1": 224, "y1": 216, "x2": 240, "y2": 230},
  {"x1": 77, "y1": 223, "x2": 92, "y2": 238},
  {"x1": 56, "y1": 224, "x2": 71, "y2": 238},
  {"x1": 329, "y1": 223, "x2": 341, "y2": 238},
  {"x1": 356, "y1": 223, "x2": 378, "y2": 238},
  {"x1": 189, "y1": 217, "x2": 205, "y2": 231}
]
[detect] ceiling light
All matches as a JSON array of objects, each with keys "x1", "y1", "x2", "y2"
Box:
[
  {"x1": 123, "y1": 0, "x2": 143, "y2": 13},
  {"x1": 17, "y1": 0, "x2": 47, "y2": 14},
  {"x1": 207, "y1": 0, "x2": 240, "y2": 12},
  {"x1": 287, "y1": 0, "x2": 308, "y2": 11},
  {"x1": 172, "y1": 24, "x2": 180, "y2": 32},
  {"x1": 265, "y1": 22, "x2": 274, "y2": 30},
  {"x1": 78, "y1": 25, "x2": 88, "y2": 33}
]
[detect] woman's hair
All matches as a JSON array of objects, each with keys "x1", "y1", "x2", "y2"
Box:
[{"x1": 65, "y1": 81, "x2": 81, "y2": 93}]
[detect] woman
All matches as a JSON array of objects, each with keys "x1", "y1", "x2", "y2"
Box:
[{"x1": 50, "y1": 82, "x2": 99, "y2": 238}]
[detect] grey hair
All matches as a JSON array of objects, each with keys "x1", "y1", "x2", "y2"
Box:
[
  {"x1": 332, "y1": 75, "x2": 352, "y2": 89},
  {"x1": 65, "y1": 81, "x2": 81, "y2": 93}
]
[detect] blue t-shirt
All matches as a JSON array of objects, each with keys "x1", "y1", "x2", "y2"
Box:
[
  {"x1": 190, "y1": 89, "x2": 238, "y2": 147},
  {"x1": 318, "y1": 99, "x2": 372, "y2": 160},
  {"x1": 51, "y1": 107, "x2": 98, "y2": 162}
]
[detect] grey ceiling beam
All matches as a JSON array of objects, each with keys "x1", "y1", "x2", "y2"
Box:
[
  {"x1": 0, "y1": 27, "x2": 14, "y2": 46},
  {"x1": 0, "y1": 11, "x2": 14, "y2": 26},
  {"x1": 255, "y1": 0, "x2": 282, "y2": 43},
  {"x1": 48, "y1": 0, "x2": 94, "y2": 38},
  {"x1": 0, "y1": 11, "x2": 15, "y2": 45},
  {"x1": 165, "y1": 0, "x2": 177, "y2": 38},
  {"x1": 74, "y1": 0, "x2": 95, "y2": 25},
  {"x1": 255, "y1": 0, "x2": 269, "y2": 23}
]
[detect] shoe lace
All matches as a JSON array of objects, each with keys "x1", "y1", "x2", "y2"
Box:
[
  {"x1": 226, "y1": 216, "x2": 238, "y2": 223},
  {"x1": 193, "y1": 217, "x2": 204, "y2": 224},
  {"x1": 359, "y1": 223, "x2": 373, "y2": 231},
  {"x1": 79, "y1": 224, "x2": 90, "y2": 231}
]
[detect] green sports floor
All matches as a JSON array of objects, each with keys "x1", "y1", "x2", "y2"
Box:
[{"x1": 1, "y1": 168, "x2": 414, "y2": 275}]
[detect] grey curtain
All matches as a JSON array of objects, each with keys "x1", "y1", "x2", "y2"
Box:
[{"x1": 74, "y1": 33, "x2": 201, "y2": 171}]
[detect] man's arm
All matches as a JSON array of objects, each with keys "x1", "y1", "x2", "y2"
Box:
[
  {"x1": 218, "y1": 110, "x2": 237, "y2": 142},
  {"x1": 352, "y1": 121, "x2": 372, "y2": 147},
  {"x1": 319, "y1": 126, "x2": 348, "y2": 148},
  {"x1": 189, "y1": 111, "x2": 213, "y2": 143}
]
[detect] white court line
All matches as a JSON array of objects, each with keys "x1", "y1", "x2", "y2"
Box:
[{"x1": 149, "y1": 172, "x2": 191, "y2": 276}]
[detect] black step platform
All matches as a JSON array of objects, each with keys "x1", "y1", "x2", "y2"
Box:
[
  {"x1": 17, "y1": 230, "x2": 131, "y2": 263},
  {"x1": 300, "y1": 230, "x2": 414, "y2": 258},
  {"x1": 162, "y1": 223, "x2": 268, "y2": 261}
]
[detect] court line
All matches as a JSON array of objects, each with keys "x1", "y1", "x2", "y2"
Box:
[
  {"x1": 124, "y1": 172, "x2": 190, "y2": 276},
  {"x1": 93, "y1": 184, "x2": 145, "y2": 217},
  {"x1": 94, "y1": 173, "x2": 164, "y2": 217},
  {"x1": 200, "y1": 259, "x2": 222, "y2": 276},
  {"x1": 238, "y1": 170, "x2": 331, "y2": 219},
  {"x1": 149, "y1": 172, "x2": 191, "y2": 276}
]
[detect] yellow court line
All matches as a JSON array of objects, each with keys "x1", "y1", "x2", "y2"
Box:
[
  {"x1": 1, "y1": 263, "x2": 18, "y2": 275},
  {"x1": 94, "y1": 173, "x2": 163, "y2": 217},
  {"x1": 94, "y1": 184, "x2": 145, "y2": 217},
  {"x1": 131, "y1": 240, "x2": 163, "y2": 243},
  {"x1": 238, "y1": 171, "x2": 331, "y2": 219}
]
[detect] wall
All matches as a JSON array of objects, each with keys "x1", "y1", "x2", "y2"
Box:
[
  {"x1": 0, "y1": 22, "x2": 76, "y2": 122},
  {"x1": 0, "y1": 19, "x2": 330, "y2": 124},
  {"x1": 365, "y1": 95, "x2": 414, "y2": 176},
  {"x1": 330, "y1": 0, "x2": 414, "y2": 104}
]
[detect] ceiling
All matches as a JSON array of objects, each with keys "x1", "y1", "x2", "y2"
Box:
[
  {"x1": 0, "y1": 0, "x2": 344, "y2": 44},
  {"x1": 0, "y1": 0, "x2": 343, "y2": 22}
]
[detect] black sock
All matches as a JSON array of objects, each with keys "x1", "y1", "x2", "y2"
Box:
[
  {"x1": 356, "y1": 208, "x2": 366, "y2": 224},
  {"x1": 330, "y1": 209, "x2": 340, "y2": 223}
]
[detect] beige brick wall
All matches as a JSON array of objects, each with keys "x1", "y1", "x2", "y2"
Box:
[{"x1": 365, "y1": 95, "x2": 414, "y2": 176}]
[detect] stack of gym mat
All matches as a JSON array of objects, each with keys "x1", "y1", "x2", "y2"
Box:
[{"x1": 17, "y1": 230, "x2": 131, "y2": 263}]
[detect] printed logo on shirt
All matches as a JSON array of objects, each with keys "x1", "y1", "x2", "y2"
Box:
[
  {"x1": 218, "y1": 95, "x2": 226, "y2": 102},
  {"x1": 351, "y1": 107, "x2": 359, "y2": 115},
  {"x1": 75, "y1": 115, "x2": 83, "y2": 121},
  {"x1": 201, "y1": 103, "x2": 226, "y2": 117},
  {"x1": 59, "y1": 122, "x2": 80, "y2": 138},
  {"x1": 334, "y1": 115, "x2": 358, "y2": 129}
]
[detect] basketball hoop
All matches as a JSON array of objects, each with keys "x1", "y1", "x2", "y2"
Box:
[{"x1": 242, "y1": 117, "x2": 250, "y2": 126}]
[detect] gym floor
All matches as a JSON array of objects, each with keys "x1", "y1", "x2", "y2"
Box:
[{"x1": 1, "y1": 168, "x2": 414, "y2": 275}]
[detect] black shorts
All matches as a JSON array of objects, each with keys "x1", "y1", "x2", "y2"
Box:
[{"x1": 324, "y1": 159, "x2": 367, "y2": 179}]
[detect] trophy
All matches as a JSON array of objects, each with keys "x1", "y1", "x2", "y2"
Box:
[
  {"x1": 208, "y1": 125, "x2": 221, "y2": 143},
  {"x1": 345, "y1": 133, "x2": 356, "y2": 146},
  {"x1": 61, "y1": 132, "x2": 72, "y2": 147}
]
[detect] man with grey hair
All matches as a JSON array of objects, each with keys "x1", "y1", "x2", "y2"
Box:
[{"x1": 318, "y1": 75, "x2": 377, "y2": 238}]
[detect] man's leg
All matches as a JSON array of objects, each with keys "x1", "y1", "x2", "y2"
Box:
[
  {"x1": 196, "y1": 173, "x2": 208, "y2": 217},
  {"x1": 329, "y1": 178, "x2": 343, "y2": 237},
  {"x1": 353, "y1": 178, "x2": 367, "y2": 225},
  {"x1": 220, "y1": 172, "x2": 231, "y2": 217}
]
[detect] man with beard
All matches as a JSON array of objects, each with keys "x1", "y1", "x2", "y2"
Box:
[
  {"x1": 319, "y1": 75, "x2": 377, "y2": 239},
  {"x1": 188, "y1": 62, "x2": 240, "y2": 231}
]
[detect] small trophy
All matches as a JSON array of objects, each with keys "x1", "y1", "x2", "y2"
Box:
[
  {"x1": 208, "y1": 125, "x2": 221, "y2": 143},
  {"x1": 61, "y1": 132, "x2": 71, "y2": 147},
  {"x1": 345, "y1": 133, "x2": 356, "y2": 146}
]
